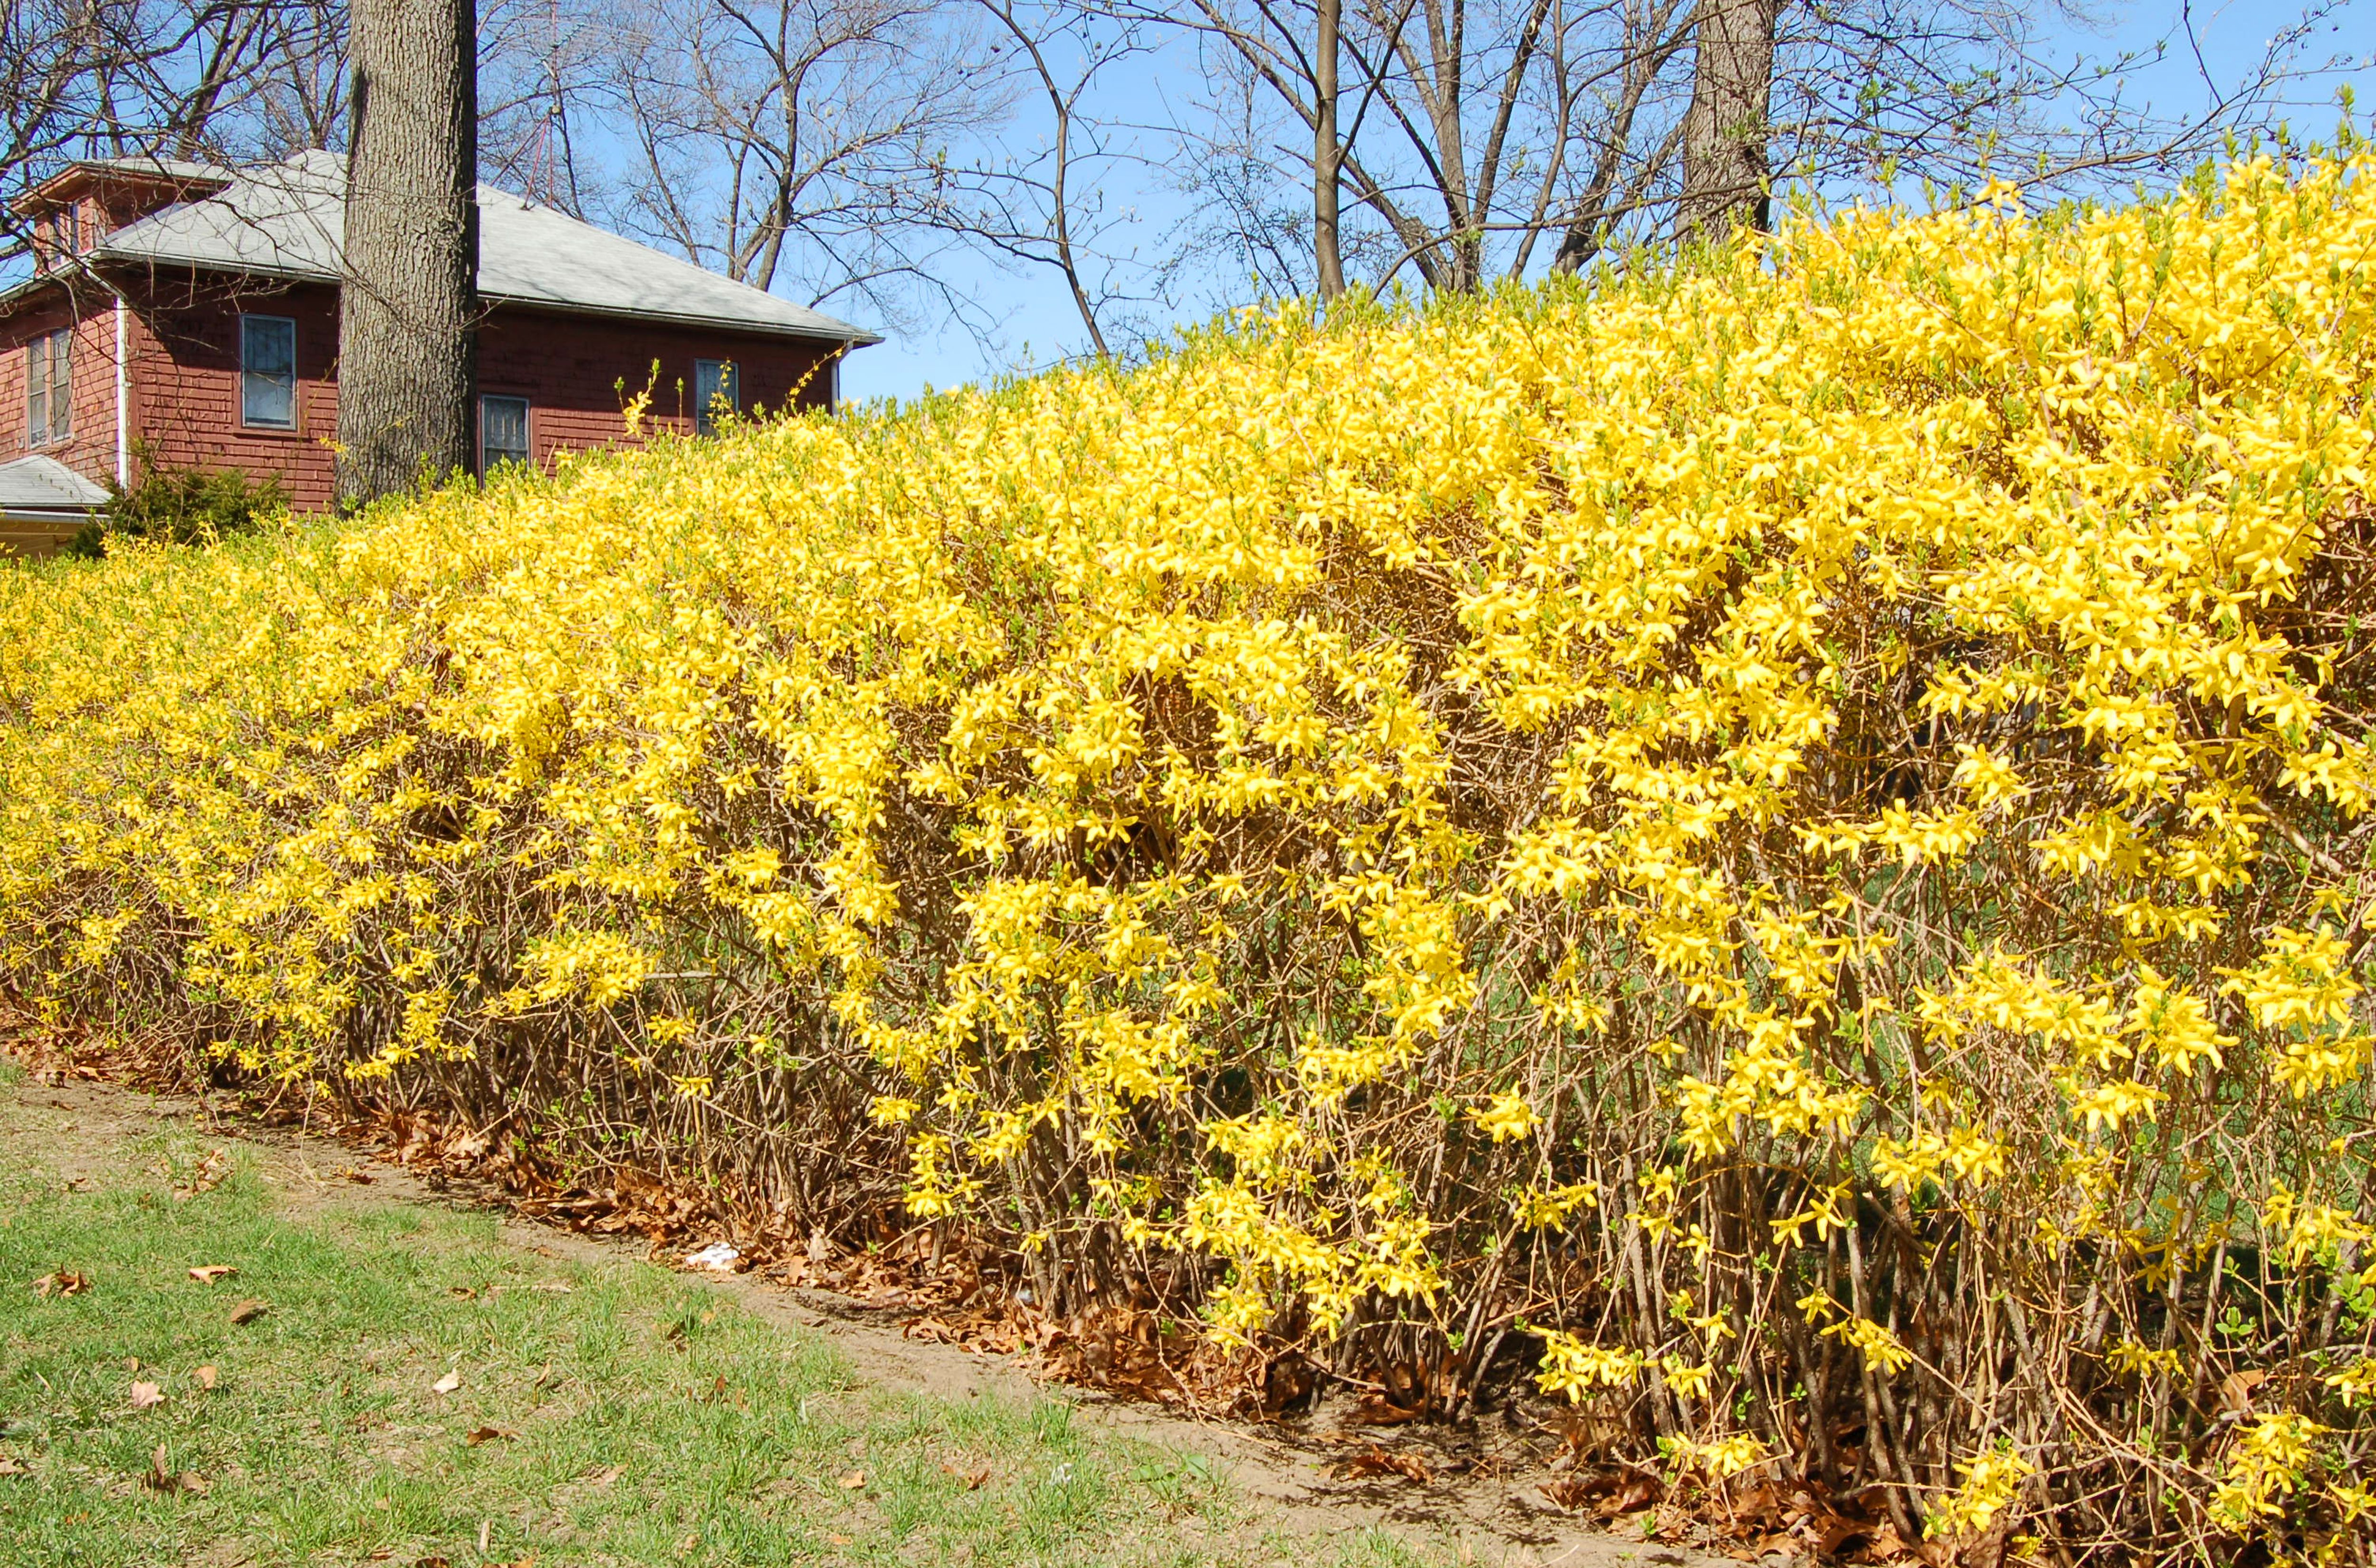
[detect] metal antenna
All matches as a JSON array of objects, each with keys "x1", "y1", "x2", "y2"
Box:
[{"x1": 523, "y1": 0, "x2": 565, "y2": 205}]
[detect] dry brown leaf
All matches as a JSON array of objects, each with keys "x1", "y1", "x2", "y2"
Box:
[
  {"x1": 940, "y1": 1459, "x2": 991, "y2": 1490},
  {"x1": 228, "y1": 1299, "x2": 268, "y2": 1325},
  {"x1": 1868, "y1": 1520, "x2": 1913, "y2": 1560},
  {"x1": 1337, "y1": 1446, "x2": 1431, "y2": 1484},
  {"x1": 129, "y1": 1381, "x2": 165, "y2": 1409},
  {"x1": 194, "y1": 1366, "x2": 218, "y2": 1391},
  {"x1": 339, "y1": 1167, "x2": 376, "y2": 1185},
  {"x1": 2218, "y1": 1368, "x2": 2268, "y2": 1416},
  {"x1": 143, "y1": 1444, "x2": 209, "y2": 1494},
  {"x1": 583, "y1": 1463, "x2": 624, "y2": 1488},
  {"x1": 464, "y1": 1425, "x2": 518, "y2": 1446},
  {"x1": 31, "y1": 1270, "x2": 90, "y2": 1298},
  {"x1": 187, "y1": 1265, "x2": 237, "y2": 1284},
  {"x1": 1346, "y1": 1393, "x2": 1421, "y2": 1425},
  {"x1": 411, "y1": 1558, "x2": 452, "y2": 1568},
  {"x1": 173, "y1": 1150, "x2": 232, "y2": 1202},
  {"x1": 827, "y1": 1534, "x2": 852, "y2": 1546},
  {"x1": 431, "y1": 1369, "x2": 462, "y2": 1395},
  {"x1": 0, "y1": 1455, "x2": 25, "y2": 1477},
  {"x1": 838, "y1": 1470, "x2": 867, "y2": 1489}
]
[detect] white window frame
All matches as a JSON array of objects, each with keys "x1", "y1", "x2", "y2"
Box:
[
  {"x1": 239, "y1": 314, "x2": 297, "y2": 430},
  {"x1": 480, "y1": 394, "x2": 532, "y2": 472},
  {"x1": 693, "y1": 358, "x2": 738, "y2": 434},
  {"x1": 26, "y1": 327, "x2": 71, "y2": 446}
]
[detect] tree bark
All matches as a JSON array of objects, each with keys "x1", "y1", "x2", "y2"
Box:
[
  {"x1": 337, "y1": 0, "x2": 479, "y2": 506},
  {"x1": 1674, "y1": 0, "x2": 1775, "y2": 245},
  {"x1": 1313, "y1": 0, "x2": 1343, "y2": 300}
]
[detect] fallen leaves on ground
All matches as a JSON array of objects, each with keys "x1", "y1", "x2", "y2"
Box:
[
  {"x1": 1336, "y1": 1447, "x2": 1431, "y2": 1484},
  {"x1": 837, "y1": 1470, "x2": 866, "y2": 1489},
  {"x1": 431, "y1": 1369, "x2": 462, "y2": 1395},
  {"x1": 228, "y1": 1298, "x2": 268, "y2": 1325},
  {"x1": 187, "y1": 1264, "x2": 236, "y2": 1284},
  {"x1": 172, "y1": 1150, "x2": 230, "y2": 1201},
  {"x1": 193, "y1": 1366, "x2": 218, "y2": 1391},
  {"x1": 0, "y1": 1455, "x2": 26, "y2": 1476},
  {"x1": 129, "y1": 1381, "x2": 165, "y2": 1409},
  {"x1": 31, "y1": 1270, "x2": 89, "y2": 1297},
  {"x1": 941, "y1": 1459, "x2": 992, "y2": 1490},
  {"x1": 464, "y1": 1426, "x2": 518, "y2": 1446},
  {"x1": 143, "y1": 1445, "x2": 208, "y2": 1493}
]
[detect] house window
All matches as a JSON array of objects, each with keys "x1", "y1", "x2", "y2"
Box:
[
  {"x1": 481, "y1": 395, "x2": 531, "y2": 471},
  {"x1": 240, "y1": 315, "x2": 297, "y2": 429},
  {"x1": 693, "y1": 358, "x2": 737, "y2": 434},
  {"x1": 25, "y1": 327, "x2": 71, "y2": 446}
]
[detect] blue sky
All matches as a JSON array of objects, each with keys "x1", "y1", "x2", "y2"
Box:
[{"x1": 834, "y1": 0, "x2": 2376, "y2": 403}]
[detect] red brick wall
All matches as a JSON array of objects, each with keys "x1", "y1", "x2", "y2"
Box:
[
  {"x1": 0, "y1": 286, "x2": 129, "y2": 490},
  {"x1": 476, "y1": 306, "x2": 841, "y2": 461},
  {"x1": 3, "y1": 268, "x2": 850, "y2": 516},
  {"x1": 130, "y1": 274, "x2": 344, "y2": 509}
]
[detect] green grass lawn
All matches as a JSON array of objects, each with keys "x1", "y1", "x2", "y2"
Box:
[{"x1": 0, "y1": 1065, "x2": 1422, "y2": 1568}]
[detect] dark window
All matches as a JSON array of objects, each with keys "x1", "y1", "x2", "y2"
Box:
[
  {"x1": 480, "y1": 395, "x2": 531, "y2": 471},
  {"x1": 25, "y1": 328, "x2": 70, "y2": 446},
  {"x1": 240, "y1": 315, "x2": 297, "y2": 429},
  {"x1": 693, "y1": 358, "x2": 737, "y2": 434}
]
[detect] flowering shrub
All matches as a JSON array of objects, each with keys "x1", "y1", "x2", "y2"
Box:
[{"x1": 8, "y1": 150, "x2": 2376, "y2": 1558}]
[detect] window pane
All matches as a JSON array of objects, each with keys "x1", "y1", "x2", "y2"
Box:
[
  {"x1": 694, "y1": 359, "x2": 736, "y2": 433},
  {"x1": 48, "y1": 331, "x2": 69, "y2": 440},
  {"x1": 481, "y1": 396, "x2": 530, "y2": 468},
  {"x1": 241, "y1": 316, "x2": 295, "y2": 428},
  {"x1": 27, "y1": 334, "x2": 47, "y2": 444}
]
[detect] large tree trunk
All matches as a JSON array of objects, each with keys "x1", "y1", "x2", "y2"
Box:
[
  {"x1": 1313, "y1": 0, "x2": 1344, "y2": 300},
  {"x1": 337, "y1": 0, "x2": 478, "y2": 506},
  {"x1": 1674, "y1": 0, "x2": 1776, "y2": 245}
]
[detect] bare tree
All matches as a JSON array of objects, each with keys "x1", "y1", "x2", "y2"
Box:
[
  {"x1": 1140, "y1": 0, "x2": 2375, "y2": 297},
  {"x1": 1674, "y1": 0, "x2": 1772, "y2": 240},
  {"x1": 0, "y1": 0, "x2": 325, "y2": 264},
  {"x1": 1312, "y1": 0, "x2": 1343, "y2": 296},
  {"x1": 1147, "y1": 0, "x2": 1692, "y2": 293},
  {"x1": 559, "y1": 0, "x2": 1011, "y2": 333},
  {"x1": 336, "y1": 0, "x2": 479, "y2": 502}
]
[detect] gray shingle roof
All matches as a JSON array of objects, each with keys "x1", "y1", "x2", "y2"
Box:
[
  {"x1": 92, "y1": 150, "x2": 879, "y2": 346},
  {"x1": 0, "y1": 454, "x2": 109, "y2": 516}
]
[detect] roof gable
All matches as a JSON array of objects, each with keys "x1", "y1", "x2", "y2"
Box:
[{"x1": 92, "y1": 151, "x2": 878, "y2": 346}]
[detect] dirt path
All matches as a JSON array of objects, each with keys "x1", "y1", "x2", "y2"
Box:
[{"x1": 2, "y1": 1069, "x2": 1729, "y2": 1568}]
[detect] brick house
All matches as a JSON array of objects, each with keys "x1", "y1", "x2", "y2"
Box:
[{"x1": 0, "y1": 152, "x2": 878, "y2": 554}]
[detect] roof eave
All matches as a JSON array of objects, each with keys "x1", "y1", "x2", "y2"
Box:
[
  {"x1": 482, "y1": 291, "x2": 881, "y2": 346},
  {"x1": 84, "y1": 250, "x2": 881, "y2": 347},
  {"x1": 0, "y1": 272, "x2": 64, "y2": 316},
  {"x1": 12, "y1": 160, "x2": 231, "y2": 218},
  {"x1": 87, "y1": 248, "x2": 335, "y2": 288}
]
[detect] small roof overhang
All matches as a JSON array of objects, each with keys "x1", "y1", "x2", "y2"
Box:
[
  {"x1": 11, "y1": 156, "x2": 230, "y2": 219},
  {"x1": 0, "y1": 454, "x2": 111, "y2": 513}
]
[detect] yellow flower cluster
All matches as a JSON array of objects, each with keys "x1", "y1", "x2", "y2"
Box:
[{"x1": 6, "y1": 148, "x2": 2376, "y2": 1552}]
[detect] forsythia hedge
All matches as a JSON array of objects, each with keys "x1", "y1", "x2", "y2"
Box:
[{"x1": 8, "y1": 153, "x2": 2376, "y2": 1559}]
